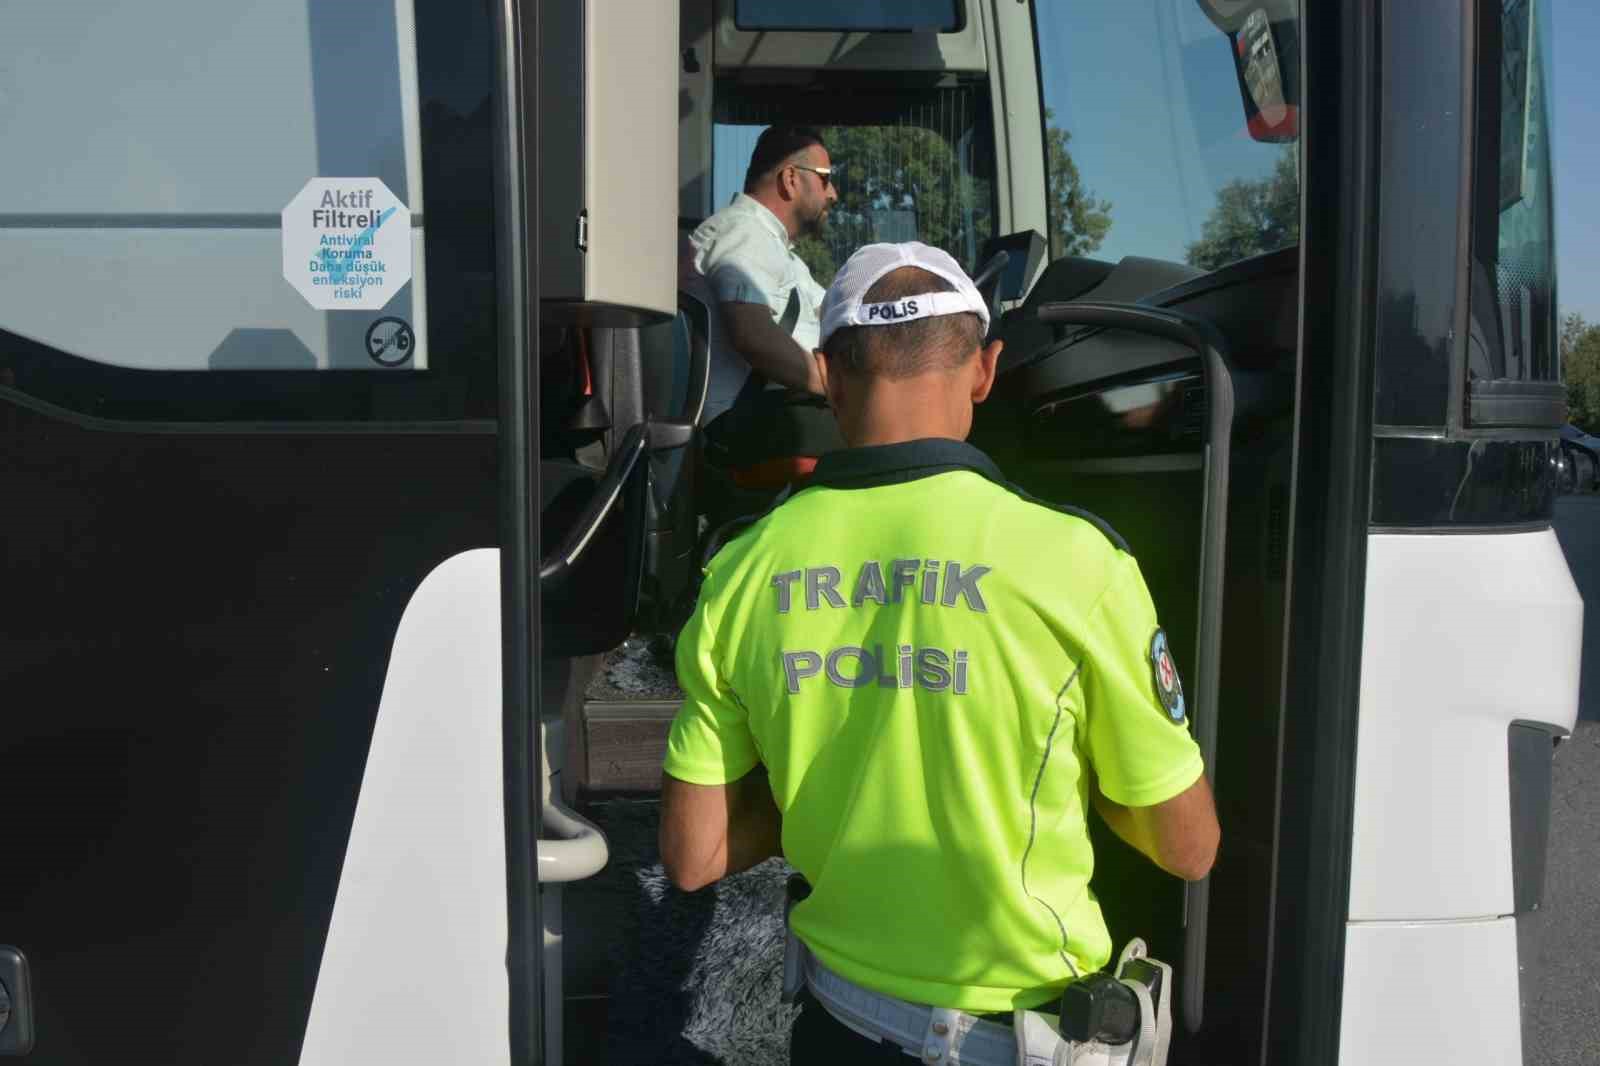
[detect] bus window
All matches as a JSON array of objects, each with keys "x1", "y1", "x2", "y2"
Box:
[
  {"x1": 1467, "y1": 0, "x2": 1558, "y2": 388},
  {"x1": 1030, "y1": 0, "x2": 1300, "y2": 270},
  {"x1": 712, "y1": 82, "x2": 996, "y2": 285},
  {"x1": 0, "y1": 0, "x2": 499, "y2": 425}
]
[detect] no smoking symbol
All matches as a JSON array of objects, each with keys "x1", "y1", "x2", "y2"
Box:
[{"x1": 365, "y1": 317, "x2": 414, "y2": 367}]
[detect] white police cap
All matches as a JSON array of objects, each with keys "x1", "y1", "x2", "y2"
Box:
[{"x1": 818, "y1": 241, "x2": 989, "y2": 348}]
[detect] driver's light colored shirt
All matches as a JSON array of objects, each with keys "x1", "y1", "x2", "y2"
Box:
[{"x1": 688, "y1": 193, "x2": 825, "y2": 421}]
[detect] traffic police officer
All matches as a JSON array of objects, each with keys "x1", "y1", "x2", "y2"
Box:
[{"x1": 659, "y1": 242, "x2": 1220, "y2": 1063}]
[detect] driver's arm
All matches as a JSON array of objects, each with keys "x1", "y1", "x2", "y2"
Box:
[
  {"x1": 718, "y1": 301, "x2": 824, "y2": 394},
  {"x1": 695, "y1": 227, "x2": 825, "y2": 396},
  {"x1": 1093, "y1": 775, "x2": 1219, "y2": 882}
]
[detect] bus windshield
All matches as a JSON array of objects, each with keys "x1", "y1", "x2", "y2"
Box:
[
  {"x1": 711, "y1": 81, "x2": 996, "y2": 285},
  {"x1": 1030, "y1": 0, "x2": 1300, "y2": 271}
]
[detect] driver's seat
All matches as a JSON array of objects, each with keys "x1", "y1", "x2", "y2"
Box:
[{"x1": 696, "y1": 285, "x2": 843, "y2": 527}]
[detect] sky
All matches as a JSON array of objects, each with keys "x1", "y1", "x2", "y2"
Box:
[{"x1": 1554, "y1": 0, "x2": 1600, "y2": 322}]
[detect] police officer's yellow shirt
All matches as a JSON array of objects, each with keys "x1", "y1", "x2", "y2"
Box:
[{"x1": 664, "y1": 439, "x2": 1204, "y2": 1013}]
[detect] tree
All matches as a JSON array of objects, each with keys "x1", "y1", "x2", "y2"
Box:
[
  {"x1": 1563, "y1": 311, "x2": 1590, "y2": 362},
  {"x1": 793, "y1": 123, "x2": 994, "y2": 287},
  {"x1": 787, "y1": 113, "x2": 1110, "y2": 285},
  {"x1": 1185, "y1": 149, "x2": 1300, "y2": 270},
  {"x1": 1044, "y1": 114, "x2": 1112, "y2": 259},
  {"x1": 1562, "y1": 312, "x2": 1600, "y2": 433}
]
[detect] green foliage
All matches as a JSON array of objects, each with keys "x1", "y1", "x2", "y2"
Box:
[
  {"x1": 1563, "y1": 313, "x2": 1600, "y2": 432},
  {"x1": 1185, "y1": 149, "x2": 1301, "y2": 270},
  {"x1": 787, "y1": 114, "x2": 1112, "y2": 285},
  {"x1": 793, "y1": 123, "x2": 995, "y2": 287},
  {"x1": 1044, "y1": 115, "x2": 1112, "y2": 259},
  {"x1": 791, "y1": 234, "x2": 837, "y2": 290}
]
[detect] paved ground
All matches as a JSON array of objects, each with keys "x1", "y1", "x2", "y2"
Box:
[
  {"x1": 1553, "y1": 496, "x2": 1600, "y2": 724},
  {"x1": 1521, "y1": 495, "x2": 1600, "y2": 1064}
]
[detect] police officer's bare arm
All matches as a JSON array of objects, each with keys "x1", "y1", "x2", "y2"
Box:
[
  {"x1": 1092, "y1": 774, "x2": 1220, "y2": 882},
  {"x1": 659, "y1": 766, "x2": 784, "y2": 893},
  {"x1": 719, "y1": 302, "x2": 825, "y2": 395}
]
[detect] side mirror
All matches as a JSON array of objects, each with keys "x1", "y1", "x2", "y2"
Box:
[
  {"x1": 1193, "y1": 0, "x2": 1299, "y2": 142},
  {"x1": 974, "y1": 230, "x2": 1047, "y2": 307}
]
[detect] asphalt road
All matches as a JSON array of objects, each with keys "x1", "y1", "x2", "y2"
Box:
[{"x1": 1520, "y1": 494, "x2": 1600, "y2": 1065}]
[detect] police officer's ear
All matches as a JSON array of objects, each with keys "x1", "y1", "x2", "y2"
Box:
[{"x1": 969, "y1": 339, "x2": 1003, "y2": 405}]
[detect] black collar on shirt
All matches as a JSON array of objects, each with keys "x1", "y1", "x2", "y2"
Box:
[
  {"x1": 803, "y1": 436, "x2": 1130, "y2": 552},
  {"x1": 807, "y1": 438, "x2": 1006, "y2": 491}
]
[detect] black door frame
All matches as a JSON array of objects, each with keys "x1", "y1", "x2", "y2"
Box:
[
  {"x1": 492, "y1": 0, "x2": 544, "y2": 1063},
  {"x1": 1261, "y1": 2, "x2": 1380, "y2": 1063}
]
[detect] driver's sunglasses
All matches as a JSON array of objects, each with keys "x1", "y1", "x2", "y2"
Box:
[{"x1": 792, "y1": 164, "x2": 833, "y2": 188}]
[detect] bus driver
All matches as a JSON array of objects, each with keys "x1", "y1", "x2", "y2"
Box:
[{"x1": 687, "y1": 124, "x2": 837, "y2": 422}]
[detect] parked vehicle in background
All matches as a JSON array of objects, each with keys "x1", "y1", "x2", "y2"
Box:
[{"x1": 1559, "y1": 425, "x2": 1600, "y2": 493}]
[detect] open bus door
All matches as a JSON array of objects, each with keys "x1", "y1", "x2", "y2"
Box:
[
  {"x1": 0, "y1": 0, "x2": 532, "y2": 1060},
  {"x1": 0, "y1": 0, "x2": 676, "y2": 1061}
]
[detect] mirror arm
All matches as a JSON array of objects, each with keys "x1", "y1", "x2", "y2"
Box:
[
  {"x1": 972, "y1": 250, "x2": 1011, "y2": 323},
  {"x1": 971, "y1": 249, "x2": 1010, "y2": 291}
]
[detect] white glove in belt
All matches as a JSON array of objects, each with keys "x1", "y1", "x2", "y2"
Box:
[{"x1": 784, "y1": 934, "x2": 1172, "y2": 1066}]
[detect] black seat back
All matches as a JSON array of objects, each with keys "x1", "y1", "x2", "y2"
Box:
[{"x1": 631, "y1": 293, "x2": 715, "y2": 628}]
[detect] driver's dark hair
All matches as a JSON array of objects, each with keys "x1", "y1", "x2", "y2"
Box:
[
  {"x1": 744, "y1": 125, "x2": 828, "y2": 193},
  {"x1": 822, "y1": 267, "x2": 985, "y2": 379}
]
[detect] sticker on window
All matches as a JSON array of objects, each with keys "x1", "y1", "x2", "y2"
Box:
[
  {"x1": 365, "y1": 316, "x2": 415, "y2": 367},
  {"x1": 282, "y1": 178, "x2": 412, "y2": 311}
]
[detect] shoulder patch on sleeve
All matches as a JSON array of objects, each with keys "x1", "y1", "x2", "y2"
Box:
[
  {"x1": 1002, "y1": 482, "x2": 1131, "y2": 554},
  {"x1": 1150, "y1": 627, "x2": 1187, "y2": 724}
]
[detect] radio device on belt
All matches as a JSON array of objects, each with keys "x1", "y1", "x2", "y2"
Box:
[{"x1": 781, "y1": 875, "x2": 1175, "y2": 1066}]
